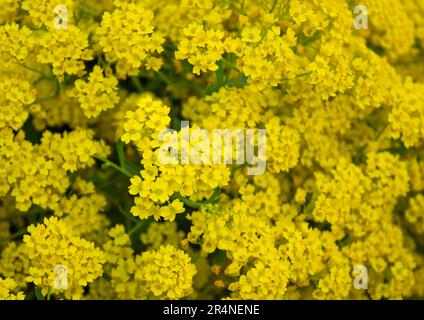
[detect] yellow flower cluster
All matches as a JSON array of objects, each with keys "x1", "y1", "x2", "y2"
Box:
[
  {"x1": 0, "y1": 241, "x2": 30, "y2": 289},
  {"x1": 128, "y1": 139, "x2": 230, "y2": 221},
  {"x1": 357, "y1": 0, "x2": 415, "y2": 61},
  {"x1": 183, "y1": 86, "x2": 300, "y2": 173},
  {"x1": 135, "y1": 245, "x2": 197, "y2": 299},
  {"x1": 0, "y1": 0, "x2": 19, "y2": 24},
  {"x1": 54, "y1": 179, "x2": 110, "y2": 243},
  {"x1": 0, "y1": 23, "x2": 33, "y2": 63},
  {"x1": 175, "y1": 19, "x2": 299, "y2": 88},
  {"x1": 406, "y1": 195, "x2": 424, "y2": 235},
  {"x1": 313, "y1": 153, "x2": 409, "y2": 237},
  {"x1": 32, "y1": 90, "x2": 88, "y2": 131},
  {"x1": 35, "y1": 26, "x2": 93, "y2": 81},
  {"x1": 95, "y1": 225, "x2": 196, "y2": 300},
  {"x1": 176, "y1": 23, "x2": 225, "y2": 75},
  {"x1": 22, "y1": 0, "x2": 76, "y2": 29},
  {"x1": 265, "y1": 117, "x2": 300, "y2": 173},
  {"x1": 1, "y1": 0, "x2": 424, "y2": 301},
  {"x1": 0, "y1": 128, "x2": 108, "y2": 211},
  {"x1": 121, "y1": 95, "x2": 230, "y2": 221},
  {"x1": 0, "y1": 78, "x2": 37, "y2": 130},
  {"x1": 144, "y1": 0, "x2": 231, "y2": 43},
  {"x1": 229, "y1": 260, "x2": 291, "y2": 299},
  {"x1": 183, "y1": 85, "x2": 279, "y2": 130},
  {"x1": 121, "y1": 95, "x2": 170, "y2": 151},
  {"x1": 233, "y1": 25, "x2": 299, "y2": 89}
]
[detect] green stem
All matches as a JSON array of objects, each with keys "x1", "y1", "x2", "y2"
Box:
[
  {"x1": 270, "y1": 0, "x2": 278, "y2": 12},
  {"x1": 231, "y1": 164, "x2": 246, "y2": 174},
  {"x1": 30, "y1": 76, "x2": 61, "y2": 106},
  {"x1": 116, "y1": 141, "x2": 126, "y2": 169},
  {"x1": 34, "y1": 287, "x2": 44, "y2": 300},
  {"x1": 157, "y1": 71, "x2": 203, "y2": 95},
  {"x1": 46, "y1": 287, "x2": 51, "y2": 300},
  {"x1": 240, "y1": 0, "x2": 246, "y2": 14},
  {"x1": 33, "y1": 76, "x2": 52, "y2": 85},
  {"x1": 221, "y1": 58, "x2": 242, "y2": 74},
  {"x1": 178, "y1": 188, "x2": 221, "y2": 209},
  {"x1": 92, "y1": 155, "x2": 133, "y2": 178},
  {"x1": 14, "y1": 58, "x2": 48, "y2": 76},
  {"x1": 118, "y1": 205, "x2": 139, "y2": 224},
  {"x1": 0, "y1": 228, "x2": 27, "y2": 244},
  {"x1": 277, "y1": 0, "x2": 288, "y2": 18},
  {"x1": 128, "y1": 221, "x2": 146, "y2": 236},
  {"x1": 130, "y1": 77, "x2": 143, "y2": 92},
  {"x1": 31, "y1": 94, "x2": 58, "y2": 105},
  {"x1": 282, "y1": 70, "x2": 313, "y2": 81},
  {"x1": 179, "y1": 196, "x2": 203, "y2": 209},
  {"x1": 156, "y1": 71, "x2": 174, "y2": 87},
  {"x1": 375, "y1": 123, "x2": 389, "y2": 141},
  {"x1": 97, "y1": 54, "x2": 109, "y2": 69}
]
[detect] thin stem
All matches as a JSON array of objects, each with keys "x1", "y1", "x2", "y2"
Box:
[
  {"x1": 282, "y1": 70, "x2": 313, "y2": 81},
  {"x1": 157, "y1": 70, "x2": 202, "y2": 95},
  {"x1": 92, "y1": 155, "x2": 133, "y2": 178},
  {"x1": 29, "y1": 76, "x2": 61, "y2": 106},
  {"x1": 179, "y1": 196, "x2": 203, "y2": 209},
  {"x1": 270, "y1": 0, "x2": 278, "y2": 12},
  {"x1": 130, "y1": 77, "x2": 143, "y2": 92},
  {"x1": 240, "y1": 0, "x2": 246, "y2": 14},
  {"x1": 116, "y1": 141, "x2": 126, "y2": 169},
  {"x1": 156, "y1": 71, "x2": 173, "y2": 87},
  {"x1": 375, "y1": 123, "x2": 389, "y2": 141},
  {"x1": 31, "y1": 94, "x2": 58, "y2": 105},
  {"x1": 34, "y1": 287, "x2": 44, "y2": 300},
  {"x1": 97, "y1": 54, "x2": 109, "y2": 69},
  {"x1": 178, "y1": 188, "x2": 221, "y2": 209},
  {"x1": 118, "y1": 205, "x2": 139, "y2": 224},
  {"x1": 221, "y1": 58, "x2": 242, "y2": 74},
  {"x1": 277, "y1": 0, "x2": 288, "y2": 19},
  {"x1": 0, "y1": 228, "x2": 27, "y2": 244},
  {"x1": 14, "y1": 55, "x2": 61, "y2": 106},
  {"x1": 128, "y1": 221, "x2": 145, "y2": 236},
  {"x1": 14, "y1": 57, "x2": 48, "y2": 76},
  {"x1": 231, "y1": 164, "x2": 246, "y2": 174}
]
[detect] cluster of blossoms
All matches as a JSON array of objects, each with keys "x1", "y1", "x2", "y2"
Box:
[
  {"x1": 95, "y1": 2, "x2": 165, "y2": 78},
  {"x1": 1, "y1": 0, "x2": 424, "y2": 301},
  {"x1": 23, "y1": 217, "x2": 106, "y2": 299},
  {"x1": 121, "y1": 95, "x2": 230, "y2": 221},
  {"x1": 69, "y1": 66, "x2": 120, "y2": 118}
]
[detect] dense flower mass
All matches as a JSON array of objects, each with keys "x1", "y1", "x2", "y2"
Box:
[
  {"x1": 1, "y1": 0, "x2": 424, "y2": 301},
  {"x1": 23, "y1": 217, "x2": 105, "y2": 299}
]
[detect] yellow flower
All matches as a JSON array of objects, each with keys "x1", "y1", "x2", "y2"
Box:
[
  {"x1": 0, "y1": 78, "x2": 36, "y2": 130},
  {"x1": 35, "y1": 26, "x2": 93, "y2": 81},
  {"x1": 241, "y1": 27, "x2": 262, "y2": 43},
  {"x1": 135, "y1": 245, "x2": 196, "y2": 299},
  {"x1": 0, "y1": 278, "x2": 25, "y2": 300},
  {"x1": 23, "y1": 217, "x2": 105, "y2": 299},
  {"x1": 96, "y1": 3, "x2": 164, "y2": 78},
  {"x1": 70, "y1": 66, "x2": 119, "y2": 118}
]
